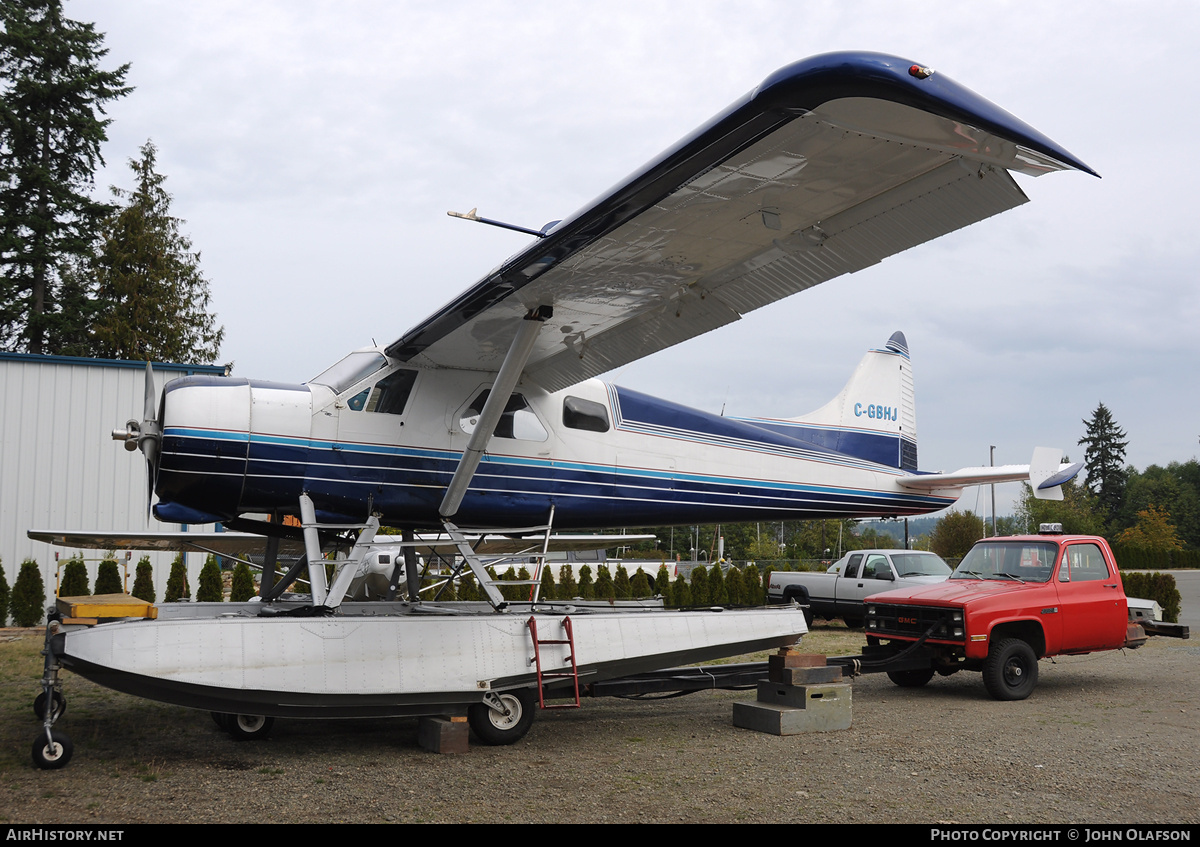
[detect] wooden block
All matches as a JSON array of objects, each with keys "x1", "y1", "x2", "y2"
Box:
[{"x1": 418, "y1": 716, "x2": 469, "y2": 754}]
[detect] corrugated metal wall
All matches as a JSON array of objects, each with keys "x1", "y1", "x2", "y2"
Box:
[{"x1": 0, "y1": 354, "x2": 225, "y2": 615}]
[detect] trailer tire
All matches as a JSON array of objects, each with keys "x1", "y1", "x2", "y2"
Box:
[
  {"x1": 886, "y1": 668, "x2": 935, "y2": 688},
  {"x1": 469, "y1": 689, "x2": 536, "y2": 746},
  {"x1": 983, "y1": 638, "x2": 1038, "y2": 701}
]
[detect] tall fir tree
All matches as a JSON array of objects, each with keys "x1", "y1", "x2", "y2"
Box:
[
  {"x1": 90, "y1": 140, "x2": 224, "y2": 363},
  {"x1": 0, "y1": 0, "x2": 131, "y2": 353},
  {"x1": 130, "y1": 555, "x2": 155, "y2": 603},
  {"x1": 1079, "y1": 402, "x2": 1128, "y2": 524}
]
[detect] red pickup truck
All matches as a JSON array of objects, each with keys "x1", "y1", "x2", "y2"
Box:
[{"x1": 857, "y1": 525, "x2": 1188, "y2": 700}]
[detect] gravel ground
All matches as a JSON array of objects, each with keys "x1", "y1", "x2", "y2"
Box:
[{"x1": 1, "y1": 630, "x2": 1197, "y2": 825}]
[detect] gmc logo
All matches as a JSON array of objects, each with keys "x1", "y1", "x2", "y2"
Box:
[{"x1": 899, "y1": 616, "x2": 918, "y2": 625}]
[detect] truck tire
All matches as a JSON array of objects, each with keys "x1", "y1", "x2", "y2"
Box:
[
  {"x1": 983, "y1": 638, "x2": 1038, "y2": 701},
  {"x1": 886, "y1": 668, "x2": 935, "y2": 688}
]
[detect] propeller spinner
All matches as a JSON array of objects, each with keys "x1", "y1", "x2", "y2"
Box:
[{"x1": 111, "y1": 362, "x2": 161, "y2": 515}]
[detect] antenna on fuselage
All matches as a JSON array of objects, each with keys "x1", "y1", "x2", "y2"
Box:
[{"x1": 447, "y1": 208, "x2": 559, "y2": 239}]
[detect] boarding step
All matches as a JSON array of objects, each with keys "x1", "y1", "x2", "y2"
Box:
[{"x1": 527, "y1": 616, "x2": 581, "y2": 709}]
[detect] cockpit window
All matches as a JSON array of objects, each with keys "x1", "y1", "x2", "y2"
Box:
[
  {"x1": 309, "y1": 352, "x2": 386, "y2": 394},
  {"x1": 460, "y1": 390, "x2": 547, "y2": 441},
  {"x1": 562, "y1": 396, "x2": 610, "y2": 432},
  {"x1": 347, "y1": 369, "x2": 418, "y2": 416}
]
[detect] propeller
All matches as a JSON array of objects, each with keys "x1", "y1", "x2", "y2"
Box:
[{"x1": 111, "y1": 362, "x2": 161, "y2": 516}]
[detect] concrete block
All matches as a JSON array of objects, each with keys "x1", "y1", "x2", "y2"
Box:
[
  {"x1": 755, "y1": 680, "x2": 849, "y2": 709},
  {"x1": 418, "y1": 715, "x2": 469, "y2": 754},
  {"x1": 733, "y1": 689, "x2": 852, "y2": 735}
]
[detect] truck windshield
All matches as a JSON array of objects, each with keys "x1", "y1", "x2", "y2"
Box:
[
  {"x1": 891, "y1": 553, "x2": 951, "y2": 577},
  {"x1": 952, "y1": 542, "x2": 1058, "y2": 583}
]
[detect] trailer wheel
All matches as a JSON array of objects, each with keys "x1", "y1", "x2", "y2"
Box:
[
  {"x1": 469, "y1": 689, "x2": 537, "y2": 746},
  {"x1": 33, "y1": 690, "x2": 66, "y2": 721},
  {"x1": 32, "y1": 730, "x2": 73, "y2": 770},
  {"x1": 886, "y1": 668, "x2": 935, "y2": 688},
  {"x1": 228, "y1": 714, "x2": 274, "y2": 741},
  {"x1": 983, "y1": 638, "x2": 1038, "y2": 701}
]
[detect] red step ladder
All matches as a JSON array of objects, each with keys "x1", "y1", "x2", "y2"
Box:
[{"x1": 527, "y1": 616, "x2": 581, "y2": 709}]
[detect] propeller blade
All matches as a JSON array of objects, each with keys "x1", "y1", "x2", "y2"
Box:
[{"x1": 143, "y1": 361, "x2": 157, "y2": 423}]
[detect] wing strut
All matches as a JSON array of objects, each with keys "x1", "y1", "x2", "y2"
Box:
[{"x1": 439, "y1": 306, "x2": 552, "y2": 518}]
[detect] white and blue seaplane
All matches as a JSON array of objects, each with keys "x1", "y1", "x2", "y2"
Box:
[{"x1": 29, "y1": 51, "x2": 1094, "y2": 767}]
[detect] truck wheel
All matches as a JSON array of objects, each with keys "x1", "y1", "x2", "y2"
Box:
[
  {"x1": 983, "y1": 638, "x2": 1038, "y2": 701},
  {"x1": 468, "y1": 689, "x2": 536, "y2": 745},
  {"x1": 886, "y1": 668, "x2": 935, "y2": 688}
]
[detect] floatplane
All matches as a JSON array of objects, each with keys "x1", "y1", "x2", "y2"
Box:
[{"x1": 28, "y1": 52, "x2": 1094, "y2": 767}]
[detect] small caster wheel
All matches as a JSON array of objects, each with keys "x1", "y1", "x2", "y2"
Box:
[
  {"x1": 33, "y1": 690, "x2": 66, "y2": 721},
  {"x1": 228, "y1": 714, "x2": 274, "y2": 741},
  {"x1": 32, "y1": 730, "x2": 73, "y2": 770}
]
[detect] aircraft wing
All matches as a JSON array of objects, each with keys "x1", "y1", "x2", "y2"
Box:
[
  {"x1": 386, "y1": 51, "x2": 1095, "y2": 392},
  {"x1": 27, "y1": 529, "x2": 653, "y2": 557}
]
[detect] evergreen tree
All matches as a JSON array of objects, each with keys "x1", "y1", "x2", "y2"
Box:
[
  {"x1": 556, "y1": 565, "x2": 578, "y2": 600},
  {"x1": 1079, "y1": 402, "x2": 1129, "y2": 524},
  {"x1": 196, "y1": 554, "x2": 223, "y2": 602},
  {"x1": 130, "y1": 555, "x2": 155, "y2": 603},
  {"x1": 11, "y1": 559, "x2": 45, "y2": 626},
  {"x1": 613, "y1": 564, "x2": 631, "y2": 600},
  {"x1": 577, "y1": 564, "x2": 594, "y2": 600},
  {"x1": 0, "y1": 560, "x2": 10, "y2": 626},
  {"x1": 164, "y1": 554, "x2": 188, "y2": 602},
  {"x1": 653, "y1": 564, "x2": 673, "y2": 605},
  {"x1": 0, "y1": 0, "x2": 131, "y2": 353},
  {"x1": 672, "y1": 571, "x2": 691, "y2": 607},
  {"x1": 708, "y1": 564, "x2": 728, "y2": 605},
  {"x1": 538, "y1": 565, "x2": 556, "y2": 601},
  {"x1": 725, "y1": 565, "x2": 744, "y2": 606},
  {"x1": 630, "y1": 567, "x2": 651, "y2": 599},
  {"x1": 594, "y1": 564, "x2": 615, "y2": 600},
  {"x1": 58, "y1": 553, "x2": 89, "y2": 596},
  {"x1": 229, "y1": 561, "x2": 254, "y2": 602},
  {"x1": 690, "y1": 565, "x2": 710, "y2": 606},
  {"x1": 93, "y1": 555, "x2": 122, "y2": 594},
  {"x1": 89, "y1": 140, "x2": 223, "y2": 363},
  {"x1": 742, "y1": 563, "x2": 763, "y2": 605}
]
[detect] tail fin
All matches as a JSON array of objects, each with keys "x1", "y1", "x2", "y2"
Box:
[{"x1": 751, "y1": 332, "x2": 917, "y2": 469}]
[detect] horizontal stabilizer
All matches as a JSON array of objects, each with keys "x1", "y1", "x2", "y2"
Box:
[{"x1": 896, "y1": 448, "x2": 1081, "y2": 499}]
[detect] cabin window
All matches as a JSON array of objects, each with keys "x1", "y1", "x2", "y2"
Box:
[
  {"x1": 562, "y1": 396, "x2": 610, "y2": 432},
  {"x1": 460, "y1": 390, "x2": 548, "y2": 441},
  {"x1": 346, "y1": 369, "x2": 417, "y2": 415}
]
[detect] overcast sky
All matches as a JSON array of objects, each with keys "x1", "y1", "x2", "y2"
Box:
[{"x1": 69, "y1": 0, "x2": 1200, "y2": 518}]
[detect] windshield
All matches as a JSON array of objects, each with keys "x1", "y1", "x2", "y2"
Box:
[
  {"x1": 308, "y1": 352, "x2": 387, "y2": 394},
  {"x1": 952, "y1": 541, "x2": 1058, "y2": 583},
  {"x1": 891, "y1": 553, "x2": 951, "y2": 577}
]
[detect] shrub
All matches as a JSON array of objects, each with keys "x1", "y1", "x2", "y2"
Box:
[
  {"x1": 725, "y1": 565, "x2": 744, "y2": 606},
  {"x1": 131, "y1": 556, "x2": 156, "y2": 603},
  {"x1": 1121, "y1": 571, "x2": 1182, "y2": 623},
  {"x1": 94, "y1": 556, "x2": 123, "y2": 595},
  {"x1": 708, "y1": 564, "x2": 728, "y2": 605},
  {"x1": 672, "y1": 571, "x2": 691, "y2": 607},
  {"x1": 164, "y1": 554, "x2": 189, "y2": 602},
  {"x1": 11, "y1": 560, "x2": 46, "y2": 627},
  {"x1": 196, "y1": 554, "x2": 224, "y2": 602},
  {"x1": 59, "y1": 554, "x2": 90, "y2": 597},
  {"x1": 742, "y1": 563, "x2": 763, "y2": 605}
]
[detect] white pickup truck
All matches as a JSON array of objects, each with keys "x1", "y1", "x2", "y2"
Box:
[{"x1": 767, "y1": 549, "x2": 952, "y2": 627}]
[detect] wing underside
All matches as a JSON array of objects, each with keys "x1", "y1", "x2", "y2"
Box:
[{"x1": 386, "y1": 52, "x2": 1093, "y2": 391}]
